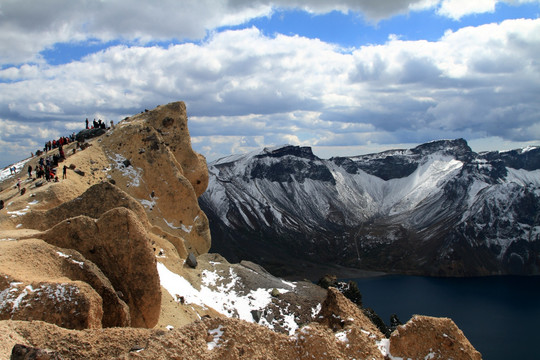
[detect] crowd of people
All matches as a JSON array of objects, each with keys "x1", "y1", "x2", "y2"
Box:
[
  {"x1": 86, "y1": 118, "x2": 112, "y2": 130},
  {"x1": 1, "y1": 116, "x2": 118, "y2": 207},
  {"x1": 42, "y1": 134, "x2": 75, "y2": 153},
  {"x1": 31, "y1": 154, "x2": 67, "y2": 182},
  {"x1": 6, "y1": 116, "x2": 114, "y2": 192}
]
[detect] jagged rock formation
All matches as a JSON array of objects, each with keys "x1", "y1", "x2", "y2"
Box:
[
  {"x1": 200, "y1": 140, "x2": 540, "y2": 276},
  {"x1": 0, "y1": 101, "x2": 210, "y2": 330},
  {"x1": 0, "y1": 289, "x2": 481, "y2": 359},
  {"x1": 0, "y1": 102, "x2": 482, "y2": 359},
  {"x1": 101, "y1": 102, "x2": 210, "y2": 256},
  {"x1": 389, "y1": 315, "x2": 482, "y2": 359}
]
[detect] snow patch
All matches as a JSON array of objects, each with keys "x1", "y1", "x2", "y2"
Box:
[
  {"x1": 7, "y1": 206, "x2": 30, "y2": 217},
  {"x1": 140, "y1": 197, "x2": 157, "y2": 210},
  {"x1": 56, "y1": 251, "x2": 84, "y2": 268},
  {"x1": 164, "y1": 218, "x2": 193, "y2": 233},
  {"x1": 207, "y1": 325, "x2": 224, "y2": 350},
  {"x1": 157, "y1": 263, "x2": 273, "y2": 323},
  {"x1": 376, "y1": 338, "x2": 405, "y2": 360},
  {"x1": 0, "y1": 159, "x2": 30, "y2": 182},
  {"x1": 110, "y1": 153, "x2": 142, "y2": 187},
  {"x1": 311, "y1": 303, "x2": 322, "y2": 319},
  {"x1": 335, "y1": 330, "x2": 349, "y2": 342}
]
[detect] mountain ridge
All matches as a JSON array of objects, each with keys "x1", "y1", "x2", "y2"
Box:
[{"x1": 201, "y1": 139, "x2": 540, "y2": 277}]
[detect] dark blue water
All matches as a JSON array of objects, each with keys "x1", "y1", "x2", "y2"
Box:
[{"x1": 346, "y1": 275, "x2": 540, "y2": 360}]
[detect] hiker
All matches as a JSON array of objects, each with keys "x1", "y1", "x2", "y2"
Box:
[
  {"x1": 17, "y1": 178, "x2": 21, "y2": 191},
  {"x1": 86, "y1": 118, "x2": 89, "y2": 129},
  {"x1": 63, "y1": 165, "x2": 67, "y2": 179},
  {"x1": 28, "y1": 165, "x2": 32, "y2": 178}
]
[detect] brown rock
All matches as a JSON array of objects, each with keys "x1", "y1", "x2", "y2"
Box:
[
  {"x1": 316, "y1": 287, "x2": 383, "y2": 336},
  {"x1": 0, "y1": 239, "x2": 129, "y2": 328},
  {"x1": 389, "y1": 315, "x2": 483, "y2": 360},
  {"x1": 101, "y1": 101, "x2": 211, "y2": 256},
  {"x1": 37, "y1": 207, "x2": 161, "y2": 328},
  {"x1": 143, "y1": 102, "x2": 209, "y2": 198},
  {"x1": 20, "y1": 182, "x2": 150, "y2": 231},
  {"x1": 0, "y1": 280, "x2": 102, "y2": 330}
]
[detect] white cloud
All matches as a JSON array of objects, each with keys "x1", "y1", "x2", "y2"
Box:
[
  {"x1": 436, "y1": 0, "x2": 540, "y2": 20},
  {"x1": 8, "y1": 0, "x2": 539, "y2": 66},
  {"x1": 437, "y1": 0, "x2": 497, "y2": 20},
  {"x1": 1, "y1": 13, "x2": 539, "y2": 166}
]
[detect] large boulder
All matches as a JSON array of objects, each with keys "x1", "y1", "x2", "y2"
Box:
[
  {"x1": 75, "y1": 128, "x2": 106, "y2": 142},
  {"x1": 389, "y1": 315, "x2": 482, "y2": 360},
  {"x1": 0, "y1": 239, "x2": 129, "y2": 328},
  {"x1": 37, "y1": 207, "x2": 161, "y2": 328},
  {"x1": 0, "y1": 279, "x2": 103, "y2": 330}
]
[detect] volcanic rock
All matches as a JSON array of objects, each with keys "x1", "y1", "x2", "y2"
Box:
[
  {"x1": 0, "y1": 239, "x2": 129, "y2": 328},
  {"x1": 389, "y1": 315, "x2": 482, "y2": 360},
  {"x1": 101, "y1": 101, "x2": 211, "y2": 256},
  {"x1": 0, "y1": 279, "x2": 102, "y2": 330},
  {"x1": 19, "y1": 182, "x2": 149, "y2": 231},
  {"x1": 36, "y1": 207, "x2": 160, "y2": 328}
]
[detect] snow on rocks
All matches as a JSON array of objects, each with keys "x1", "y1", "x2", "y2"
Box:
[
  {"x1": 157, "y1": 262, "x2": 273, "y2": 322},
  {"x1": 0, "y1": 280, "x2": 103, "y2": 329},
  {"x1": 157, "y1": 256, "x2": 327, "y2": 336},
  {"x1": 110, "y1": 153, "x2": 142, "y2": 187},
  {"x1": 206, "y1": 324, "x2": 224, "y2": 350}
]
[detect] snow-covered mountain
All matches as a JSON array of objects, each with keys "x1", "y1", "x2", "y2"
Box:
[{"x1": 199, "y1": 139, "x2": 540, "y2": 276}]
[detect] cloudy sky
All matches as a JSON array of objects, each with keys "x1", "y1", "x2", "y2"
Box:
[{"x1": 1, "y1": 0, "x2": 540, "y2": 168}]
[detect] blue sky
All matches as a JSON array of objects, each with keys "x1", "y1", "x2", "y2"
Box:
[{"x1": 1, "y1": 0, "x2": 540, "y2": 168}]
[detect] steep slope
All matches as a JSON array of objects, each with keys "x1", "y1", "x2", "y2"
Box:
[{"x1": 200, "y1": 140, "x2": 540, "y2": 276}]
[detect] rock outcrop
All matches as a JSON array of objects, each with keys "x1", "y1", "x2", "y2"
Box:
[
  {"x1": 36, "y1": 208, "x2": 160, "y2": 328},
  {"x1": 101, "y1": 102, "x2": 211, "y2": 256},
  {"x1": 0, "y1": 279, "x2": 103, "y2": 330},
  {"x1": 18, "y1": 182, "x2": 150, "y2": 231},
  {"x1": 0, "y1": 292, "x2": 483, "y2": 360},
  {"x1": 389, "y1": 315, "x2": 482, "y2": 360},
  {"x1": 0, "y1": 239, "x2": 129, "y2": 328}
]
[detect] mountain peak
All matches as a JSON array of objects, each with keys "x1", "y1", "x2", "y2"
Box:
[
  {"x1": 256, "y1": 145, "x2": 318, "y2": 160},
  {"x1": 411, "y1": 138, "x2": 473, "y2": 159}
]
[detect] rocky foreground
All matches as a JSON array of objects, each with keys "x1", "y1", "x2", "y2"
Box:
[{"x1": 0, "y1": 102, "x2": 481, "y2": 359}]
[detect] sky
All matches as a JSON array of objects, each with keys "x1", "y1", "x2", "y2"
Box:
[{"x1": 1, "y1": 0, "x2": 540, "y2": 168}]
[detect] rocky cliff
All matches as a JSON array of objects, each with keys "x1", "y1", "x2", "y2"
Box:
[
  {"x1": 0, "y1": 102, "x2": 481, "y2": 359},
  {"x1": 200, "y1": 140, "x2": 540, "y2": 277}
]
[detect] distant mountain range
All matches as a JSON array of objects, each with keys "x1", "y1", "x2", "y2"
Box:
[{"x1": 199, "y1": 139, "x2": 540, "y2": 277}]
